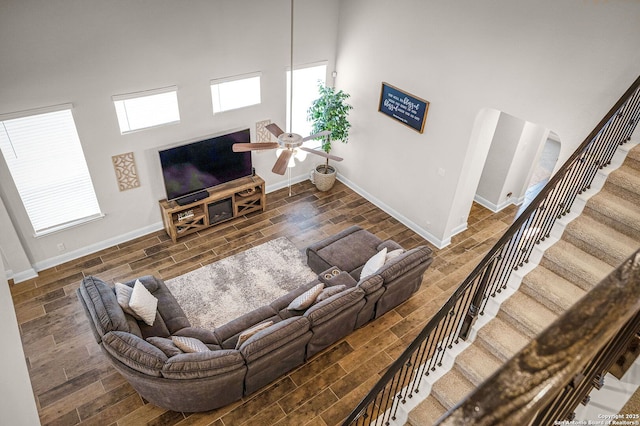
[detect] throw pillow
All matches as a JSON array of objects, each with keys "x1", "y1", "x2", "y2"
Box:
[
  {"x1": 171, "y1": 336, "x2": 210, "y2": 353},
  {"x1": 235, "y1": 321, "x2": 274, "y2": 349},
  {"x1": 316, "y1": 285, "x2": 347, "y2": 303},
  {"x1": 385, "y1": 248, "x2": 404, "y2": 263},
  {"x1": 147, "y1": 336, "x2": 183, "y2": 357},
  {"x1": 360, "y1": 247, "x2": 388, "y2": 280},
  {"x1": 115, "y1": 282, "x2": 142, "y2": 319},
  {"x1": 129, "y1": 280, "x2": 158, "y2": 326},
  {"x1": 287, "y1": 283, "x2": 324, "y2": 311}
]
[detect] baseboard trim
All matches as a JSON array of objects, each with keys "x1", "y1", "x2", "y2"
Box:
[
  {"x1": 337, "y1": 175, "x2": 450, "y2": 249},
  {"x1": 7, "y1": 268, "x2": 39, "y2": 284},
  {"x1": 32, "y1": 222, "x2": 165, "y2": 274}
]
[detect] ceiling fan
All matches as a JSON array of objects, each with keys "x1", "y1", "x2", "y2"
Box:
[{"x1": 232, "y1": 0, "x2": 343, "y2": 176}]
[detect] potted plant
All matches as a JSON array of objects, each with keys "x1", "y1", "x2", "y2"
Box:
[{"x1": 307, "y1": 82, "x2": 353, "y2": 191}]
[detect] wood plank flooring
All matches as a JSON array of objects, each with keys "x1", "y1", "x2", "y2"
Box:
[{"x1": 8, "y1": 180, "x2": 517, "y2": 426}]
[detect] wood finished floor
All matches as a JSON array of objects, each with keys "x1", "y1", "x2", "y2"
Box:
[{"x1": 8, "y1": 180, "x2": 517, "y2": 426}]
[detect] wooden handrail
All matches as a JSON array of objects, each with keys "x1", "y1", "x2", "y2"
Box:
[{"x1": 438, "y1": 250, "x2": 640, "y2": 425}]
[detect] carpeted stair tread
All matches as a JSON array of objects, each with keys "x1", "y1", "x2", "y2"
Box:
[
  {"x1": 430, "y1": 367, "x2": 475, "y2": 410},
  {"x1": 563, "y1": 214, "x2": 639, "y2": 267},
  {"x1": 584, "y1": 190, "x2": 640, "y2": 241},
  {"x1": 497, "y1": 291, "x2": 558, "y2": 339},
  {"x1": 603, "y1": 165, "x2": 640, "y2": 205},
  {"x1": 407, "y1": 395, "x2": 448, "y2": 426},
  {"x1": 520, "y1": 266, "x2": 586, "y2": 315},
  {"x1": 454, "y1": 344, "x2": 503, "y2": 386},
  {"x1": 540, "y1": 240, "x2": 612, "y2": 291},
  {"x1": 623, "y1": 143, "x2": 640, "y2": 171},
  {"x1": 476, "y1": 316, "x2": 529, "y2": 362}
]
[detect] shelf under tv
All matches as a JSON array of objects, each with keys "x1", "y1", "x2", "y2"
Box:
[{"x1": 159, "y1": 175, "x2": 266, "y2": 242}]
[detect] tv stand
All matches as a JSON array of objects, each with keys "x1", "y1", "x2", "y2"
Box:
[
  {"x1": 159, "y1": 175, "x2": 266, "y2": 242},
  {"x1": 175, "y1": 190, "x2": 209, "y2": 206}
]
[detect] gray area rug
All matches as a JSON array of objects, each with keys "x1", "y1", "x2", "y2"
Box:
[{"x1": 165, "y1": 237, "x2": 318, "y2": 330}]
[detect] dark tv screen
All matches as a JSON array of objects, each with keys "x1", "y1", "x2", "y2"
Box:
[{"x1": 159, "y1": 129, "x2": 252, "y2": 201}]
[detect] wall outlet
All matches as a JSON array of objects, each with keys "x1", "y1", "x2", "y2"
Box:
[
  {"x1": 57, "y1": 243, "x2": 65, "y2": 252},
  {"x1": 437, "y1": 168, "x2": 446, "y2": 177}
]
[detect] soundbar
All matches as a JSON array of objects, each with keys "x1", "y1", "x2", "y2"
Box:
[{"x1": 175, "y1": 190, "x2": 209, "y2": 206}]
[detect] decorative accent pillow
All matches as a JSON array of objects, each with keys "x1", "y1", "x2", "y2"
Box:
[
  {"x1": 287, "y1": 283, "x2": 324, "y2": 311},
  {"x1": 316, "y1": 285, "x2": 347, "y2": 303},
  {"x1": 171, "y1": 336, "x2": 210, "y2": 353},
  {"x1": 128, "y1": 280, "x2": 158, "y2": 326},
  {"x1": 385, "y1": 248, "x2": 405, "y2": 263},
  {"x1": 235, "y1": 321, "x2": 274, "y2": 349},
  {"x1": 360, "y1": 247, "x2": 388, "y2": 280},
  {"x1": 115, "y1": 282, "x2": 141, "y2": 319},
  {"x1": 147, "y1": 336, "x2": 183, "y2": 357}
]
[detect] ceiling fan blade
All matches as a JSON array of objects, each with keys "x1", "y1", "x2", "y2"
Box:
[
  {"x1": 301, "y1": 130, "x2": 331, "y2": 142},
  {"x1": 299, "y1": 147, "x2": 343, "y2": 162},
  {"x1": 272, "y1": 149, "x2": 293, "y2": 175},
  {"x1": 265, "y1": 123, "x2": 285, "y2": 138},
  {"x1": 232, "y1": 142, "x2": 279, "y2": 152}
]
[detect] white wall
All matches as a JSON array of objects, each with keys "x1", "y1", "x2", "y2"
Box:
[
  {"x1": 334, "y1": 0, "x2": 640, "y2": 246},
  {"x1": 475, "y1": 113, "x2": 525, "y2": 210},
  {"x1": 0, "y1": 0, "x2": 340, "y2": 271},
  {"x1": 0, "y1": 259, "x2": 41, "y2": 425}
]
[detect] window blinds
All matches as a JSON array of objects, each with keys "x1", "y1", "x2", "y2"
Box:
[{"x1": 0, "y1": 106, "x2": 102, "y2": 236}]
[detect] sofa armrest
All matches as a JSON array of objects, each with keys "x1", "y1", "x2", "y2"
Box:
[
  {"x1": 318, "y1": 267, "x2": 358, "y2": 288},
  {"x1": 102, "y1": 331, "x2": 168, "y2": 377}
]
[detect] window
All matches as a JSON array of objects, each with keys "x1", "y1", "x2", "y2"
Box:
[
  {"x1": 210, "y1": 72, "x2": 261, "y2": 114},
  {"x1": 0, "y1": 105, "x2": 102, "y2": 236},
  {"x1": 286, "y1": 63, "x2": 327, "y2": 143},
  {"x1": 113, "y1": 86, "x2": 180, "y2": 133}
]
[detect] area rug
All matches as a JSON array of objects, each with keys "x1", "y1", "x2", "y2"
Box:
[{"x1": 165, "y1": 237, "x2": 318, "y2": 330}]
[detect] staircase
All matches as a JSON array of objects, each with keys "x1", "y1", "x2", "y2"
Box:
[{"x1": 406, "y1": 141, "x2": 640, "y2": 425}]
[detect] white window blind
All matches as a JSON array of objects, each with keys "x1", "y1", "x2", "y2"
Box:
[
  {"x1": 286, "y1": 63, "x2": 327, "y2": 144},
  {"x1": 0, "y1": 106, "x2": 103, "y2": 236},
  {"x1": 210, "y1": 73, "x2": 261, "y2": 114},
  {"x1": 113, "y1": 86, "x2": 180, "y2": 133}
]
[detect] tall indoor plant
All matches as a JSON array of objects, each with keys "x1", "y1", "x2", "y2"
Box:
[{"x1": 307, "y1": 83, "x2": 353, "y2": 191}]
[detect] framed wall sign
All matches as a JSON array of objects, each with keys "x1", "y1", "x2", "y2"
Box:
[{"x1": 378, "y1": 82, "x2": 429, "y2": 133}]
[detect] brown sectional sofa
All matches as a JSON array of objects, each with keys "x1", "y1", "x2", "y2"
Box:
[{"x1": 77, "y1": 226, "x2": 433, "y2": 412}]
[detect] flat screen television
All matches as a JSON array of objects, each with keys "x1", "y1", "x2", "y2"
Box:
[{"x1": 159, "y1": 129, "x2": 252, "y2": 203}]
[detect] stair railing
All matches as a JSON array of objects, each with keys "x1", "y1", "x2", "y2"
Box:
[
  {"x1": 438, "y1": 249, "x2": 640, "y2": 425},
  {"x1": 342, "y1": 74, "x2": 640, "y2": 426}
]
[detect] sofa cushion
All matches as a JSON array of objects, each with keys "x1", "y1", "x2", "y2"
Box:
[
  {"x1": 172, "y1": 336, "x2": 210, "y2": 353},
  {"x1": 162, "y1": 350, "x2": 246, "y2": 380},
  {"x1": 172, "y1": 327, "x2": 219, "y2": 345},
  {"x1": 377, "y1": 246, "x2": 434, "y2": 283},
  {"x1": 239, "y1": 317, "x2": 310, "y2": 362},
  {"x1": 147, "y1": 337, "x2": 182, "y2": 357},
  {"x1": 304, "y1": 287, "x2": 365, "y2": 327},
  {"x1": 102, "y1": 331, "x2": 167, "y2": 377},
  {"x1": 360, "y1": 248, "x2": 387, "y2": 280},
  {"x1": 79, "y1": 276, "x2": 130, "y2": 339},
  {"x1": 214, "y1": 305, "x2": 279, "y2": 349},
  {"x1": 129, "y1": 280, "x2": 158, "y2": 326},
  {"x1": 316, "y1": 285, "x2": 346, "y2": 303},
  {"x1": 356, "y1": 274, "x2": 384, "y2": 295},
  {"x1": 287, "y1": 283, "x2": 324, "y2": 310},
  {"x1": 235, "y1": 321, "x2": 274, "y2": 349},
  {"x1": 115, "y1": 282, "x2": 142, "y2": 320}
]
